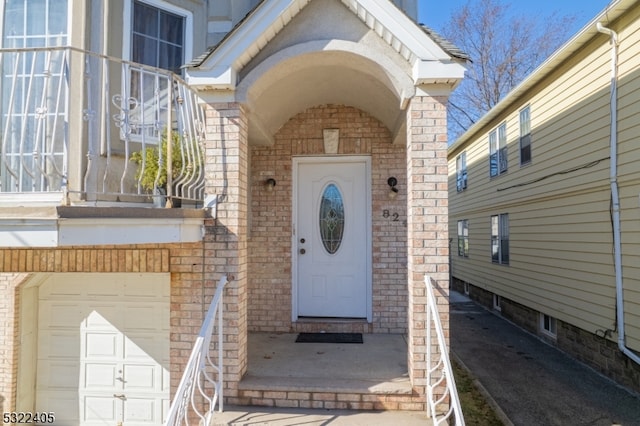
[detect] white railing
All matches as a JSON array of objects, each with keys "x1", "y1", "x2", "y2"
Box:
[
  {"x1": 165, "y1": 276, "x2": 228, "y2": 426},
  {"x1": 0, "y1": 46, "x2": 205, "y2": 205},
  {"x1": 425, "y1": 275, "x2": 465, "y2": 426}
]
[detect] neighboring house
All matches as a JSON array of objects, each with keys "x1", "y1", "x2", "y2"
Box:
[
  {"x1": 0, "y1": 0, "x2": 467, "y2": 423},
  {"x1": 448, "y1": 0, "x2": 640, "y2": 393}
]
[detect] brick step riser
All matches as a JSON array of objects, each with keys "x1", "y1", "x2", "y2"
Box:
[{"x1": 229, "y1": 389, "x2": 426, "y2": 411}]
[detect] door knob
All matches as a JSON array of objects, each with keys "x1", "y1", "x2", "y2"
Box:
[
  {"x1": 300, "y1": 238, "x2": 305, "y2": 243},
  {"x1": 299, "y1": 248, "x2": 306, "y2": 254}
]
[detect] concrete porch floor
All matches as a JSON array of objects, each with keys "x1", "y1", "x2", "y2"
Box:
[
  {"x1": 211, "y1": 333, "x2": 430, "y2": 425},
  {"x1": 240, "y1": 332, "x2": 413, "y2": 394}
]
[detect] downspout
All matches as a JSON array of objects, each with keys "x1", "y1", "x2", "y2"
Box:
[{"x1": 596, "y1": 22, "x2": 640, "y2": 365}]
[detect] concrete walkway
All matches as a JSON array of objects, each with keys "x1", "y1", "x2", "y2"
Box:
[
  {"x1": 212, "y1": 406, "x2": 429, "y2": 425},
  {"x1": 450, "y1": 290, "x2": 640, "y2": 426}
]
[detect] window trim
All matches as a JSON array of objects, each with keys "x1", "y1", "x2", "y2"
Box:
[
  {"x1": 489, "y1": 122, "x2": 507, "y2": 177},
  {"x1": 457, "y1": 219, "x2": 469, "y2": 257},
  {"x1": 519, "y1": 105, "x2": 532, "y2": 166},
  {"x1": 456, "y1": 152, "x2": 467, "y2": 192},
  {"x1": 123, "y1": 0, "x2": 193, "y2": 65},
  {"x1": 493, "y1": 294, "x2": 502, "y2": 312},
  {"x1": 540, "y1": 313, "x2": 557, "y2": 338},
  {"x1": 491, "y1": 213, "x2": 509, "y2": 265}
]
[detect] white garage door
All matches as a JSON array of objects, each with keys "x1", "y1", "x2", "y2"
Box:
[{"x1": 35, "y1": 274, "x2": 170, "y2": 426}]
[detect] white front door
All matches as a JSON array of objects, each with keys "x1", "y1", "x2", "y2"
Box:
[
  {"x1": 294, "y1": 157, "x2": 371, "y2": 319},
  {"x1": 35, "y1": 273, "x2": 169, "y2": 426}
]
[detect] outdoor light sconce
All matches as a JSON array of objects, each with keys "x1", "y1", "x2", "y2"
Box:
[
  {"x1": 387, "y1": 177, "x2": 398, "y2": 199},
  {"x1": 265, "y1": 178, "x2": 276, "y2": 192}
]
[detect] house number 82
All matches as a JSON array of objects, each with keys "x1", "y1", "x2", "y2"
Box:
[{"x1": 382, "y1": 210, "x2": 400, "y2": 222}]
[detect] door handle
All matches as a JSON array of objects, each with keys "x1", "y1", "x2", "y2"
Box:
[
  {"x1": 299, "y1": 248, "x2": 306, "y2": 254},
  {"x1": 113, "y1": 394, "x2": 126, "y2": 400}
]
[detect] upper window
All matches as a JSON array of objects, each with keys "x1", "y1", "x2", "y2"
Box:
[
  {"x1": 124, "y1": 1, "x2": 191, "y2": 141},
  {"x1": 2, "y1": 0, "x2": 68, "y2": 48},
  {"x1": 489, "y1": 122, "x2": 507, "y2": 177},
  {"x1": 132, "y1": 0, "x2": 184, "y2": 74},
  {"x1": 1, "y1": 0, "x2": 69, "y2": 192},
  {"x1": 520, "y1": 106, "x2": 531, "y2": 165},
  {"x1": 491, "y1": 214, "x2": 509, "y2": 265},
  {"x1": 456, "y1": 152, "x2": 467, "y2": 192},
  {"x1": 457, "y1": 220, "x2": 469, "y2": 257}
]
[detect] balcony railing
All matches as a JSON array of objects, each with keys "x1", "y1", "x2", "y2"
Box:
[{"x1": 0, "y1": 46, "x2": 205, "y2": 206}]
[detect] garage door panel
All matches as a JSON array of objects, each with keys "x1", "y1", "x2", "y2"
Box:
[
  {"x1": 38, "y1": 331, "x2": 80, "y2": 358},
  {"x1": 123, "y1": 305, "x2": 161, "y2": 330},
  {"x1": 124, "y1": 398, "x2": 157, "y2": 423},
  {"x1": 36, "y1": 391, "x2": 78, "y2": 422},
  {"x1": 123, "y1": 364, "x2": 156, "y2": 390},
  {"x1": 84, "y1": 332, "x2": 120, "y2": 359},
  {"x1": 124, "y1": 333, "x2": 167, "y2": 362},
  {"x1": 83, "y1": 363, "x2": 118, "y2": 388},
  {"x1": 40, "y1": 302, "x2": 82, "y2": 329},
  {"x1": 123, "y1": 280, "x2": 160, "y2": 298},
  {"x1": 38, "y1": 279, "x2": 83, "y2": 298},
  {"x1": 82, "y1": 396, "x2": 118, "y2": 422},
  {"x1": 37, "y1": 360, "x2": 79, "y2": 388},
  {"x1": 85, "y1": 307, "x2": 122, "y2": 330}
]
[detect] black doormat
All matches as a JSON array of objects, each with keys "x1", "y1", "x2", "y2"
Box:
[{"x1": 295, "y1": 332, "x2": 363, "y2": 344}]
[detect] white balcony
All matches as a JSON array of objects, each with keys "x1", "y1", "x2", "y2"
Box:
[{"x1": 0, "y1": 46, "x2": 208, "y2": 247}]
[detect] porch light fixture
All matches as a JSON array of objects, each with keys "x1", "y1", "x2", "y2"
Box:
[
  {"x1": 265, "y1": 178, "x2": 276, "y2": 192},
  {"x1": 388, "y1": 177, "x2": 398, "y2": 200}
]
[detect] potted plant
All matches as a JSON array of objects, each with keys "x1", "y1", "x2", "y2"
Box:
[{"x1": 130, "y1": 130, "x2": 197, "y2": 207}]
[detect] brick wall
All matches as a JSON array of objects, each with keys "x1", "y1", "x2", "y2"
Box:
[
  {"x1": 248, "y1": 104, "x2": 408, "y2": 333},
  {"x1": 204, "y1": 102, "x2": 250, "y2": 396},
  {"x1": 406, "y1": 94, "x2": 450, "y2": 396},
  {"x1": 0, "y1": 273, "x2": 26, "y2": 413}
]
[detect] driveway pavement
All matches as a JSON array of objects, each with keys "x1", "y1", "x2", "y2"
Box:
[{"x1": 450, "y1": 291, "x2": 640, "y2": 426}]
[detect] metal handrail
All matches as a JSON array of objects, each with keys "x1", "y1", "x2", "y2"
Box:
[
  {"x1": 165, "y1": 276, "x2": 228, "y2": 426},
  {"x1": 425, "y1": 275, "x2": 465, "y2": 425}
]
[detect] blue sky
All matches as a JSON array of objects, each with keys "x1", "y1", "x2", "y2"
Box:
[{"x1": 418, "y1": 0, "x2": 613, "y2": 35}]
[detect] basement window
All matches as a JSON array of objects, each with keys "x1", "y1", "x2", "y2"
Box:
[
  {"x1": 540, "y1": 313, "x2": 557, "y2": 338},
  {"x1": 493, "y1": 294, "x2": 502, "y2": 312}
]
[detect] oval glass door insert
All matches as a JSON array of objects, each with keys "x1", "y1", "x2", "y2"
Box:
[{"x1": 319, "y1": 183, "x2": 345, "y2": 254}]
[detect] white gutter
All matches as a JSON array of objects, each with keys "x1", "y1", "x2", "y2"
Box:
[{"x1": 596, "y1": 23, "x2": 640, "y2": 366}]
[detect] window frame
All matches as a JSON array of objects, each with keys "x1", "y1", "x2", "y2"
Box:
[
  {"x1": 491, "y1": 213, "x2": 509, "y2": 265},
  {"x1": 457, "y1": 219, "x2": 469, "y2": 257},
  {"x1": 540, "y1": 313, "x2": 557, "y2": 338},
  {"x1": 0, "y1": 0, "x2": 71, "y2": 48},
  {"x1": 123, "y1": 0, "x2": 193, "y2": 66},
  {"x1": 489, "y1": 122, "x2": 507, "y2": 177},
  {"x1": 121, "y1": 0, "x2": 193, "y2": 143},
  {"x1": 519, "y1": 105, "x2": 532, "y2": 166},
  {"x1": 456, "y1": 151, "x2": 467, "y2": 192}
]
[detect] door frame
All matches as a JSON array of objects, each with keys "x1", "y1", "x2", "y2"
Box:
[{"x1": 291, "y1": 155, "x2": 372, "y2": 322}]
